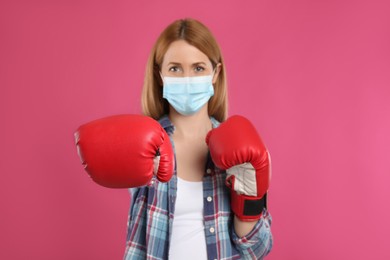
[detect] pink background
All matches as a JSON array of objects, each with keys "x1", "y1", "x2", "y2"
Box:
[{"x1": 1, "y1": 0, "x2": 389, "y2": 259}]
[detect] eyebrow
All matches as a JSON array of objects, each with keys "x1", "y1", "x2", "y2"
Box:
[{"x1": 167, "y1": 61, "x2": 208, "y2": 66}]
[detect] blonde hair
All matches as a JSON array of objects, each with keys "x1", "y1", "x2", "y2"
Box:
[{"x1": 141, "y1": 18, "x2": 228, "y2": 122}]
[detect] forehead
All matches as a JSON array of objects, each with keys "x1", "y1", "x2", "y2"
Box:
[{"x1": 162, "y1": 40, "x2": 211, "y2": 65}]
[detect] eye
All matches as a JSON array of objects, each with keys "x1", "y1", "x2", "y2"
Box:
[
  {"x1": 194, "y1": 66, "x2": 205, "y2": 72},
  {"x1": 168, "y1": 66, "x2": 181, "y2": 72}
]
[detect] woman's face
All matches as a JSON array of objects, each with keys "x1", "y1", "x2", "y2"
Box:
[{"x1": 160, "y1": 40, "x2": 219, "y2": 83}]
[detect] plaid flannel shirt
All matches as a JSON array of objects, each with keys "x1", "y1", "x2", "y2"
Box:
[{"x1": 124, "y1": 115, "x2": 273, "y2": 260}]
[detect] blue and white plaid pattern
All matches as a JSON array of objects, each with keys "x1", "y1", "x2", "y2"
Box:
[{"x1": 124, "y1": 116, "x2": 273, "y2": 259}]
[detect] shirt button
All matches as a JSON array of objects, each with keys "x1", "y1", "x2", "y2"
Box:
[
  {"x1": 209, "y1": 227, "x2": 215, "y2": 233},
  {"x1": 206, "y1": 168, "x2": 212, "y2": 174},
  {"x1": 207, "y1": 196, "x2": 212, "y2": 202}
]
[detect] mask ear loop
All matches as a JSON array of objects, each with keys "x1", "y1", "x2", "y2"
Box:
[
  {"x1": 211, "y1": 61, "x2": 223, "y2": 82},
  {"x1": 159, "y1": 72, "x2": 165, "y2": 86},
  {"x1": 211, "y1": 66, "x2": 218, "y2": 84}
]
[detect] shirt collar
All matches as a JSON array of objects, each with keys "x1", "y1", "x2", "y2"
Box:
[{"x1": 158, "y1": 114, "x2": 220, "y2": 135}]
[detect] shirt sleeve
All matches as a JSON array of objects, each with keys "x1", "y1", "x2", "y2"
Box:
[
  {"x1": 126, "y1": 187, "x2": 140, "y2": 226},
  {"x1": 128, "y1": 188, "x2": 139, "y2": 207},
  {"x1": 231, "y1": 209, "x2": 273, "y2": 259}
]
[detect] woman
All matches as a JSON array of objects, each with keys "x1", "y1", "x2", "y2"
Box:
[{"x1": 125, "y1": 18, "x2": 273, "y2": 259}]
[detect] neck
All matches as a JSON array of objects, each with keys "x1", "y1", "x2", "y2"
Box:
[{"x1": 169, "y1": 106, "x2": 212, "y2": 138}]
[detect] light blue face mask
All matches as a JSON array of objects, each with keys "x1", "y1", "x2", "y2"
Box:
[{"x1": 162, "y1": 74, "x2": 214, "y2": 116}]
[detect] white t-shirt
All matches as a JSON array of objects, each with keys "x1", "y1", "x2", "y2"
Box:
[{"x1": 169, "y1": 177, "x2": 207, "y2": 259}]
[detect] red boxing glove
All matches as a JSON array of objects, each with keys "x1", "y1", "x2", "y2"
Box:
[
  {"x1": 206, "y1": 115, "x2": 271, "y2": 221},
  {"x1": 74, "y1": 114, "x2": 174, "y2": 188}
]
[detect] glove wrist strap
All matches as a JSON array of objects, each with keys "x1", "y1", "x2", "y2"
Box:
[{"x1": 231, "y1": 192, "x2": 267, "y2": 221}]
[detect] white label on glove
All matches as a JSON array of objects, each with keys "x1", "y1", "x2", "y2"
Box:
[
  {"x1": 226, "y1": 162, "x2": 257, "y2": 196},
  {"x1": 153, "y1": 155, "x2": 161, "y2": 175}
]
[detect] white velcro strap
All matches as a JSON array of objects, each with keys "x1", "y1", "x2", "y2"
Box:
[
  {"x1": 226, "y1": 162, "x2": 257, "y2": 196},
  {"x1": 153, "y1": 155, "x2": 160, "y2": 175}
]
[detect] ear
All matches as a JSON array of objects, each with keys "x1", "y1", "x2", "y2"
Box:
[{"x1": 212, "y1": 63, "x2": 222, "y2": 84}]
